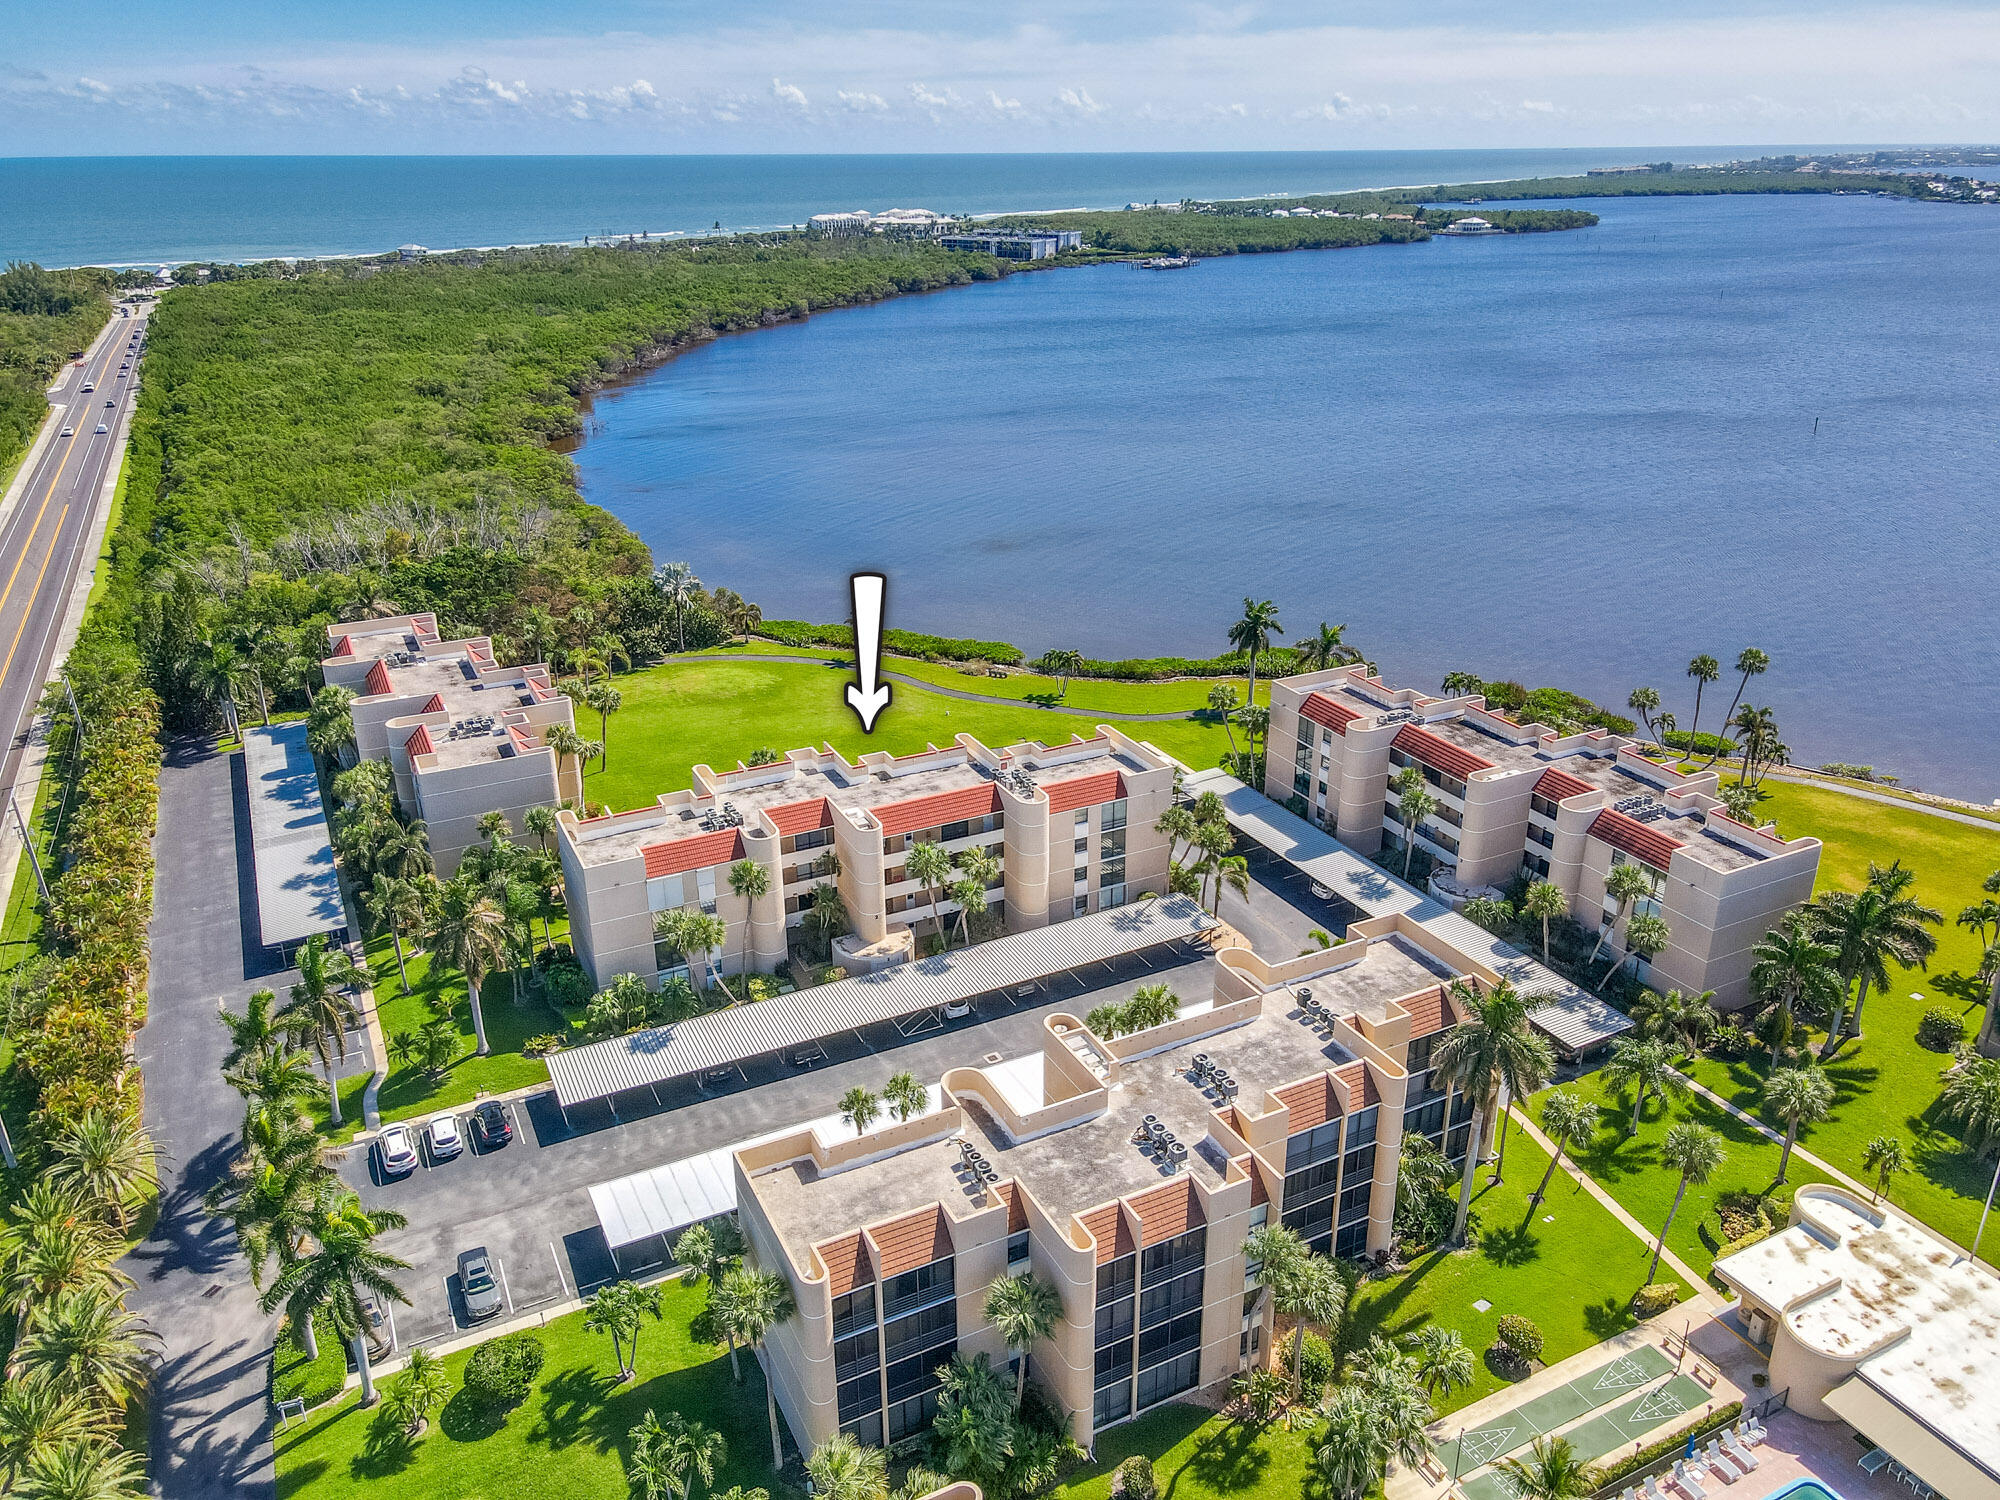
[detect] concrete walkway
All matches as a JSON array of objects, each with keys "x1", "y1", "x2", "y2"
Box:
[{"x1": 1511, "y1": 1111, "x2": 1710, "y2": 1292}]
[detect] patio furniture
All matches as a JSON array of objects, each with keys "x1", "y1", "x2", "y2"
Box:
[
  {"x1": 1858, "y1": 1449, "x2": 1891, "y2": 1475},
  {"x1": 1742, "y1": 1417, "x2": 1766, "y2": 1445},
  {"x1": 1672, "y1": 1460, "x2": 1706, "y2": 1500},
  {"x1": 1701, "y1": 1441, "x2": 1736, "y2": 1481},
  {"x1": 1719, "y1": 1434, "x2": 1758, "y2": 1471},
  {"x1": 1644, "y1": 1475, "x2": 1669, "y2": 1500}
]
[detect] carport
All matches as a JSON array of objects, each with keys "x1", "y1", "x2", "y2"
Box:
[
  {"x1": 544, "y1": 895, "x2": 1219, "y2": 1120},
  {"x1": 242, "y1": 723, "x2": 348, "y2": 955}
]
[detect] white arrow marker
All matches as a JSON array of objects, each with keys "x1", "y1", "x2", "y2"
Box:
[{"x1": 844, "y1": 572, "x2": 892, "y2": 732}]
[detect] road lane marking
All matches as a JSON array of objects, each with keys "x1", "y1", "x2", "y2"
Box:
[{"x1": 0, "y1": 505, "x2": 67, "y2": 687}]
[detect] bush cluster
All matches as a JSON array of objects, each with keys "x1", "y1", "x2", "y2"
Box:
[
  {"x1": 1917, "y1": 1004, "x2": 1965, "y2": 1052},
  {"x1": 1661, "y1": 729, "x2": 1736, "y2": 755},
  {"x1": 1493, "y1": 1314, "x2": 1544, "y2": 1365},
  {"x1": 1632, "y1": 1283, "x2": 1681, "y2": 1318},
  {"x1": 757, "y1": 619, "x2": 1023, "y2": 666},
  {"x1": 462, "y1": 1332, "x2": 546, "y2": 1408},
  {"x1": 1114, "y1": 1456, "x2": 1156, "y2": 1500}
]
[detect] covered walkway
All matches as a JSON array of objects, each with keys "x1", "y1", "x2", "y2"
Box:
[{"x1": 241, "y1": 723, "x2": 346, "y2": 954}]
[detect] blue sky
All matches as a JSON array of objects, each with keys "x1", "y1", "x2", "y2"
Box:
[{"x1": 6, "y1": 0, "x2": 1996, "y2": 154}]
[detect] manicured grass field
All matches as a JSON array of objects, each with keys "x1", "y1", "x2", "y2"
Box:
[
  {"x1": 1676, "y1": 778, "x2": 2000, "y2": 1248},
  {"x1": 275, "y1": 1280, "x2": 792, "y2": 1500},
  {"x1": 582, "y1": 657, "x2": 1235, "y2": 815},
  {"x1": 1347, "y1": 1126, "x2": 1689, "y2": 1411},
  {"x1": 1049, "y1": 1403, "x2": 1311, "y2": 1500},
  {"x1": 275, "y1": 1316, "x2": 352, "y2": 1414}
]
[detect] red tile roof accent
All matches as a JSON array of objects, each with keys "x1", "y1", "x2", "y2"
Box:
[
  {"x1": 1299, "y1": 692, "x2": 1359, "y2": 735},
  {"x1": 991, "y1": 1180, "x2": 1029, "y2": 1235},
  {"x1": 768, "y1": 799, "x2": 832, "y2": 836},
  {"x1": 1044, "y1": 771, "x2": 1124, "y2": 816},
  {"x1": 870, "y1": 1205, "x2": 953, "y2": 1277},
  {"x1": 1335, "y1": 1061, "x2": 1378, "y2": 1111},
  {"x1": 1275, "y1": 1076, "x2": 1339, "y2": 1133},
  {"x1": 874, "y1": 783, "x2": 1001, "y2": 838},
  {"x1": 1588, "y1": 809, "x2": 1683, "y2": 871},
  {"x1": 1535, "y1": 767, "x2": 1595, "y2": 803},
  {"x1": 329, "y1": 634, "x2": 356, "y2": 658},
  {"x1": 508, "y1": 725, "x2": 534, "y2": 755},
  {"x1": 1130, "y1": 1179, "x2": 1204, "y2": 1245},
  {"x1": 819, "y1": 1233, "x2": 873, "y2": 1296},
  {"x1": 404, "y1": 725, "x2": 435, "y2": 758},
  {"x1": 1079, "y1": 1204, "x2": 1135, "y2": 1265},
  {"x1": 1392, "y1": 724, "x2": 1494, "y2": 781},
  {"x1": 364, "y1": 659, "x2": 393, "y2": 697},
  {"x1": 1241, "y1": 1158, "x2": 1270, "y2": 1208},
  {"x1": 642, "y1": 829, "x2": 745, "y2": 879},
  {"x1": 422, "y1": 694, "x2": 445, "y2": 714},
  {"x1": 1402, "y1": 986, "x2": 1449, "y2": 1039}
]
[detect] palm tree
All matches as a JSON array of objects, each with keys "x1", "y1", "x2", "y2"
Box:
[
  {"x1": 657, "y1": 1412, "x2": 727, "y2": 1500},
  {"x1": 953, "y1": 847, "x2": 1001, "y2": 946},
  {"x1": 839, "y1": 1087, "x2": 880, "y2": 1135},
  {"x1": 1518, "y1": 879, "x2": 1568, "y2": 964},
  {"x1": 545, "y1": 724, "x2": 591, "y2": 796},
  {"x1": 0, "y1": 1380, "x2": 105, "y2": 1489},
  {"x1": 205, "y1": 1115, "x2": 338, "y2": 1288},
  {"x1": 882, "y1": 1071, "x2": 928, "y2": 1123},
  {"x1": 1684, "y1": 654, "x2": 1720, "y2": 754},
  {"x1": 13, "y1": 1288, "x2": 157, "y2": 1411},
  {"x1": 1529, "y1": 1092, "x2": 1599, "y2": 1210},
  {"x1": 524, "y1": 803, "x2": 559, "y2": 854},
  {"x1": 1602, "y1": 1037, "x2": 1686, "y2": 1136},
  {"x1": 1702, "y1": 648, "x2": 1769, "y2": 769},
  {"x1": 1155, "y1": 804, "x2": 1198, "y2": 867},
  {"x1": 431, "y1": 877, "x2": 510, "y2": 1056},
  {"x1": 803, "y1": 882, "x2": 849, "y2": 961},
  {"x1": 585, "y1": 681, "x2": 623, "y2": 766},
  {"x1": 259, "y1": 1194, "x2": 410, "y2": 1406},
  {"x1": 1812, "y1": 862, "x2": 1942, "y2": 1055},
  {"x1": 363, "y1": 875, "x2": 426, "y2": 995},
  {"x1": 585, "y1": 1280, "x2": 663, "y2": 1381},
  {"x1": 1731, "y1": 704, "x2": 1785, "y2": 786},
  {"x1": 1207, "y1": 683, "x2": 1241, "y2": 756},
  {"x1": 1626, "y1": 686, "x2": 1662, "y2": 742},
  {"x1": 1432, "y1": 979, "x2": 1553, "y2": 1229},
  {"x1": 1253, "y1": 1231, "x2": 1342, "y2": 1392},
  {"x1": 217, "y1": 987, "x2": 300, "y2": 1072},
  {"x1": 11, "y1": 1437, "x2": 147, "y2": 1500},
  {"x1": 713, "y1": 1268, "x2": 796, "y2": 1469},
  {"x1": 1622, "y1": 912, "x2": 1672, "y2": 980},
  {"x1": 382, "y1": 1345, "x2": 451, "y2": 1439},
  {"x1": 728, "y1": 859, "x2": 770, "y2": 932},
  {"x1": 1294, "y1": 622, "x2": 1357, "y2": 672},
  {"x1": 1631, "y1": 988, "x2": 1718, "y2": 1059},
  {"x1": 657, "y1": 906, "x2": 733, "y2": 1001},
  {"x1": 805, "y1": 1433, "x2": 888, "y2": 1500},
  {"x1": 1497, "y1": 1436, "x2": 1596, "y2": 1500},
  {"x1": 0, "y1": 1200, "x2": 126, "y2": 1342},
  {"x1": 282, "y1": 935, "x2": 365, "y2": 1126},
  {"x1": 1861, "y1": 1135, "x2": 1908, "y2": 1204},
  {"x1": 904, "y1": 840, "x2": 953, "y2": 947},
  {"x1": 47, "y1": 1110, "x2": 159, "y2": 1235},
  {"x1": 1763, "y1": 1064, "x2": 1834, "y2": 1182},
  {"x1": 1750, "y1": 913, "x2": 1843, "y2": 1068},
  {"x1": 1228, "y1": 598, "x2": 1285, "y2": 712},
  {"x1": 1038, "y1": 649, "x2": 1083, "y2": 699},
  {"x1": 375, "y1": 819, "x2": 434, "y2": 883},
  {"x1": 1941, "y1": 1058, "x2": 2000, "y2": 1158},
  {"x1": 1313, "y1": 1389, "x2": 1387, "y2": 1500},
  {"x1": 654, "y1": 561, "x2": 702, "y2": 653},
  {"x1": 1649, "y1": 1122, "x2": 1725, "y2": 1282},
  {"x1": 1590, "y1": 862, "x2": 1655, "y2": 968},
  {"x1": 984, "y1": 1272, "x2": 1062, "y2": 1404},
  {"x1": 1395, "y1": 768, "x2": 1436, "y2": 881},
  {"x1": 1404, "y1": 1325, "x2": 1475, "y2": 1399}
]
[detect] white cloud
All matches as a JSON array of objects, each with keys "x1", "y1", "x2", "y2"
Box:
[
  {"x1": 838, "y1": 88, "x2": 888, "y2": 111},
  {"x1": 1521, "y1": 98, "x2": 1555, "y2": 112},
  {"x1": 771, "y1": 77, "x2": 808, "y2": 109},
  {"x1": 908, "y1": 81, "x2": 960, "y2": 110},
  {"x1": 1056, "y1": 85, "x2": 1102, "y2": 114},
  {"x1": 987, "y1": 90, "x2": 1022, "y2": 112}
]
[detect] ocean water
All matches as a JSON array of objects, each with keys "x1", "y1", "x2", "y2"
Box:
[
  {"x1": 569, "y1": 192, "x2": 2000, "y2": 799},
  {"x1": 4, "y1": 148, "x2": 1803, "y2": 267}
]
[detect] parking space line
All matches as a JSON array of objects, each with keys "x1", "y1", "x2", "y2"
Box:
[
  {"x1": 441, "y1": 1274, "x2": 457, "y2": 1329},
  {"x1": 497, "y1": 1256, "x2": 514, "y2": 1315},
  {"x1": 549, "y1": 1241, "x2": 569, "y2": 1300}
]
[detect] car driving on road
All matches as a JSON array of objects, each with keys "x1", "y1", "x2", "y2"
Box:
[
  {"x1": 470, "y1": 1100, "x2": 512, "y2": 1149},
  {"x1": 378, "y1": 1124, "x2": 418, "y2": 1177},
  {"x1": 458, "y1": 1248, "x2": 503, "y2": 1322}
]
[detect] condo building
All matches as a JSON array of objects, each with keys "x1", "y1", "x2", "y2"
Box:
[
  {"x1": 732, "y1": 912, "x2": 1487, "y2": 1455},
  {"x1": 322, "y1": 614, "x2": 580, "y2": 876},
  {"x1": 556, "y1": 728, "x2": 1175, "y2": 990},
  {"x1": 1262, "y1": 665, "x2": 1820, "y2": 1009}
]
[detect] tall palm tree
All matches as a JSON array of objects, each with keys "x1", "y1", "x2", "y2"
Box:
[
  {"x1": 1763, "y1": 1064, "x2": 1834, "y2": 1182},
  {"x1": 1626, "y1": 686, "x2": 1662, "y2": 742},
  {"x1": 1228, "y1": 598, "x2": 1285, "y2": 713},
  {"x1": 1207, "y1": 684, "x2": 1241, "y2": 756},
  {"x1": 1731, "y1": 704, "x2": 1785, "y2": 787},
  {"x1": 1601, "y1": 1037, "x2": 1686, "y2": 1136},
  {"x1": 984, "y1": 1272, "x2": 1062, "y2": 1404},
  {"x1": 1155, "y1": 804, "x2": 1198, "y2": 867},
  {"x1": 1521, "y1": 880, "x2": 1566, "y2": 965},
  {"x1": 259, "y1": 1194, "x2": 410, "y2": 1406},
  {"x1": 1631, "y1": 988, "x2": 1718, "y2": 1059},
  {"x1": 12, "y1": 1288, "x2": 157, "y2": 1411},
  {"x1": 204, "y1": 1114, "x2": 338, "y2": 1290},
  {"x1": 431, "y1": 877, "x2": 510, "y2": 1056},
  {"x1": 805, "y1": 1433, "x2": 888, "y2": 1500},
  {"x1": 1294, "y1": 622, "x2": 1357, "y2": 672},
  {"x1": 713, "y1": 1268, "x2": 797, "y2": 1469},
  {"x1": 1529, "y1": 1092, "x2": 1599, "y2": 1210},
  {"x1": 904, "y1": 841, "x2": 953, "y2": 948},
  {"x1": 1395, "y1": 768, "x2": 1436, "y2": 881},
  {"x1": 1313, "y1": 1389, "x2": 1387, "y2": 1500},
  {"x1": 375, "y1": 819, "x2": 434, "y2": 883},
  {"x1": 1404, "y1": 1325, "x2": 1475, "y2": 1399},
  {"x1": 585, "y1": 681, "x2": 622, "y2": 767},
  {"x1": 1432, "y1": 979, "x2": 1553, "y2": 1231},
  {"x1": 1941, "y1": 1058, "x2": 2000, "y2": 1158},
  {"x1": 803, "y1": 882, "x2": 849, "y2": 961},
  {"x1": 1188, "y1": 818, "x2": 1236, "y2": 912},
  {"x1": 657, "y1": 906, "x2": 732, "y2": 1001},
  {"x1": 1649, "y1": 1122, "x2": 1725, "y2": 1282},
  {"x1": 1684, "y1": 654, "x2": 1720, "y2": 754},
  {"x1": 48, "y1": 1110, "x2": 159, "y2": 1235},
  {"x1": 1038, "y1": 649, "x2": 1083, "y2": 700},
  {"x1": 585, "y1": 1280, "x2": 663, "y2": 1380},
  {"x1": 217, "y1": 987, "x2": 299, "y2": 1072},
  {"x1": 1750, "y1": 913, "x2": 1843, "y2": 1069},
  {"x1": 1621, "y1": 913, "x2": 1672, "y2": 980},
  {"x1": 10, "y1": 1436, "x2": 147, "y2": 1500},
  {"x1": 658, "y1": 1412, "x2": 727, "y2": 1500},
  {"x1": 0, "y1": 1380, "x2": 106, "y2": 1489},
  {"x1": 1590, "y1": 862, "x2": 1655, "y2": 968},
  {"x1": 1251, "y1": 1231, "x2": 1342, "y2": 1392},
  {"x1": 524, "y1": 803, "x2": 559, "y2": 854},
  {"x1": 728, "y1": 859, "x2": 770, "y2": 947},
  {"x1": 882, "y1": 1071, "x2": 928, "y2": 1123},
  {"x1": 954, "y1": 847, "x2": 1001, "y2": 946},
  {"x1": 1812, "y1": 861, "x2": 1942, "y2": 1055},
  {"x1": 363, "y1": 874, "x2": 425, "y2": 995},
  {"x1": 283, "y1": 934, "x2": 366, "y2": 1126},
  {"x1": 1702, "y1": 648, "x2": 1769, "y2": 769},
  {"x1": 654, "y1": 561, "x2": 702, "y2": 653},
  {"x1": 225, "y1": 1047, "x2": 324, "y2": 1141},
  {"x1": 544, "y1": 724, "x2": 591, "y2": 798},
  {"x1": 1861, "y1": 1135, "x2": 1908, "y2": 1204},
  {"x1": 1497, "y1": 1436, "x2": 1596, "y2": 1500}
]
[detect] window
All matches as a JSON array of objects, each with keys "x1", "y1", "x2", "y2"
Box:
[
  {"x1": 1095, "y1": 1296, "x2": 1135, "y2": 1349},
  {"x1": 1074, "y1": 809, "x2": 1090, "y2": 828},
  {"x1": 1294, "y1": 739, "x2": 1313, "y2": 772},
  {"x1": 1408, "y1": 1097, "x2": 1446, "y2": 1140},
  {"x1": 1100, "y1": 858, "x2": 1126, "y2": 888},
  {"x1": 941, "y1": 819, "x2": 972, "y2": 842},
  {"x1": 1529, "y1": 793, "x2": 1559, "y2": 821},
  {"x1": 1339, "y1": 1180, "x2": 1372, "y2": 1222},
  {"x1": 1281, "y1": 1194, "x2": 1336, "y2": 1243},
  {"x1": 1094, "y1": 1340, "x2": 1134, "y2": 1388},
  {"x1": 1141, "y1": 1229, "x2": 1206, "y2": 1283},
  {"x1": 833, "y1": 1286, "x2": 876, "y2": 1340},
  {"x1": 882, "y1": 1258, "x2": 954, "y2": 1320},
  {"x1": 1136, "y1": 1350, "x2": 1200, "y2": 1410},
  {"x1": 1527, "y1": 823, "x2": 1555, "y2": 849},
  {"x1": 838, "y1": 1371, "x2": 881, "y2": 1422},
  {"x1": 1102, "y1": 884, "x2": 1127, "y2": 909},
  {"x1": 1282, "y1": 1157, "x2": 1341, "y2": 1209},
  {"x1": 1346, "y1": 1107, "x2": 1378, "y2": 1148},
  {"x1": 834, "y1": 1327, "x2": 880, "y2": 1382},
  {"x1": 790, "y1": 827, "x2": 833, "y2": 854},
  {"x1": 1074, "y1": 894, "x2": 1089, "y2": 917},
  {"x1": 1335, "y1": 1219, "x2": 1369, "y2": 1260},
  {"x1": 651, "y1": 946, "x2": 693, "y2": 983},
  {"x1": 1284, "y1": 1120, "x2": 1342, "y2": 1172},
  {"x1": 1075, "y1": 835, "x2": 1090, "y2": 858},
  {"x1": 695, "y1": 865, "x2": 717, "y2": 913},
  {"x1": 1140, "y1": 1269, "x2": 1204, "y2": 1328},
  {"x1": 1103, "y1": 799, "x2": 1127, "y2": 831},
  {"x1": 841, "y1": 1412, "x2": 884, "y2": 1447},
  {"x1": 887, "y1": 1387, "x2": 942, "y2": 1442},
  {"x1": 1341, "y1": 1143, "x2": 1376, "y2": 1186},
  {"x1": 883, "y1": 1299, "x2": 955, "y2": 1363},
  {"x1": 1098, "y1": 1254, "x2": 1136, "y2": 1304},
  {"x1": 1100, "y1": 826, "x2": 1126, "y2": 861},
  {"x1": 885, "y1": 1342, "x2": 954, "y2": 1404},
  {"x1": 1007, "y1": 1231, "x2": 1031, "y2": 1270},
  {"x1": 1522, "y1": 852, "x2": 1551, "y2": 880},
  {"x1": 1092, "y1": 1381, "x2": 1132, "y2": 1430},
  {"x1": 1138, "y1": 1312, "x2": 1202, "y2": 1369}
]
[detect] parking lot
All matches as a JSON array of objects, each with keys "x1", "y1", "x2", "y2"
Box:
[
  {"x1": 344, "y1": 941, "x2": 1215, "y2": 1349},
  {"x1": 1217, "y1": 838, "x2": 1368, "y2": 956}
]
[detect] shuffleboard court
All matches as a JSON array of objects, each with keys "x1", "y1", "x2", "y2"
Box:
[
  {"x1": 1455, "y1": 1371, "x2": 1710, "y2": 1500},
  {"x1": 1438, "y1": 1343, "x2": 1673, "y2": 1478}
]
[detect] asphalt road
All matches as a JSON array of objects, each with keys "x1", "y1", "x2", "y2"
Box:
[{"x1": 0, "y1": 305, "x2": 148, "y2": 805}]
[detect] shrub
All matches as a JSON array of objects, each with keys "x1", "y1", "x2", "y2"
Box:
[
  {"x1": 544, "y1": 961, "x2": 592, "y2": 1008},
  {"x1": 1592, "y1": 1403, "x2": 1742, "y2": 1491},
  {"x1": 1494, "y1": 1315, "x2": 1544, "y2": 1364},
  {"x1": 1297, "y1": 1331, "x2": 1336, "y2": 1395},
  {"x1": 1114, "y1": 1456, "x2": 1156, "y2": 1500},
  {"x1": 1708, "y1": 1023, "x2": 1755, "y2": 1059},
  {"x1": 523, "y1": 1033, "x2": 566, "y2": 1056},
  {"x1": 1632, "y1": 1283, "x2": 1680, "y2": 1318},
  {"x1": 462, "y1": 1332, "x2": 546, "y2": 1408},
  {"x1": 1918, "y1": 1005, "x2": 1965, "y2": 1052},
  {"x1": 1661, "y1": 729, "x2": 1735, "y2": 755}
]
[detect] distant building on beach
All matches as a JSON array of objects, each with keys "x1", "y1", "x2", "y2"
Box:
[
  {"x1": 808, "y1": 208, "x2": 954, "y2": 240},
  {"x1": 938, "y1": 229, "x2": 1084, "y2": 260}
]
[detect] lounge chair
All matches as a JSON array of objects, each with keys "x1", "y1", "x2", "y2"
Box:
[
  {"x1": 1720, "y1": 1433, "x2": 1759, "y2": 1471},
  {"x1": 1645, "y1": 1475, "x2": 1670, "y2": 1500},
  {"x1": 1702, "y1": 1440, "x2": 1738, "y2": 1480},
  {"x1": 1673, "y1": 1461, "x2": 1707, "y2": 1500},
  {"x1": 1741, "y1": 1417, "x2": 1766, "y2": 1445}
]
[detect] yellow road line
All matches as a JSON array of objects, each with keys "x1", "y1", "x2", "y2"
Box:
[{"x1": 0, "y1": 504, "x2": 68, "y2": 685}]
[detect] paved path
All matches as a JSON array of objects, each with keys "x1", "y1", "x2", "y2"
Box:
[
  {"x1": 1512, "y1": 1112, "x2": 1709, "y2": 1291},
  {"x1": 670, "y1": 652, "x2": 1203, "y2": 722},
  {"x1": 125, "y1": 739, "x2": 293, "y2": 1500}
]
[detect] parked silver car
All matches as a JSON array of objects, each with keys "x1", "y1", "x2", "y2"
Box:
[{"x1": 458, "y1": 1247, "x2": 503, "y2": 1322}]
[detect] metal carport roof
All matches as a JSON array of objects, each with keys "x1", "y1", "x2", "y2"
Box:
[
  {"x1": 242, "y1": 723, "x2": 347, "y2": 951},
  {"x1": 545, "y1": 896, "x2": 1218, "y2": 1108}
]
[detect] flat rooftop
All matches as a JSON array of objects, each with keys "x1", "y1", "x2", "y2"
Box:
[
  {"x1": 568, "y1": 737, "x2": 1148, "y2": 868},
  {"x1": 750, "y1": 934, "x2": 1458, "y2": 1271},
  {"x1": 1716, "y1": 1192, "x2": 2000, "y2": 1477},
  {"x1": 1419, "y1": 716, "x2": 1549, "y2": 775},
  {"x1": 1546, "y1": 751, "x2": 1670, "y2": 801}
]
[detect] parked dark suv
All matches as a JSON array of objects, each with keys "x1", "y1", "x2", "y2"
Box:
[{"x1": 470, "y1": 1100, "x2": 513, "y2": 1149}]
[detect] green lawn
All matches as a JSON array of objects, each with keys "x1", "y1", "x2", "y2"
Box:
[
  {"x1": 1540, "y1": 1069, "x2": 1835, "y2": 1280},
  {"x1": 1347, "y1": 1126, "x2": 1690, "y2": 1412},
  {"x1": 1676, "y1": 778, "x2": 2000, "y2": 1248},
  {"x1": 275, "y1": 1280, "x2": 794, "y2": 1500},
  {"x1": 1049, "y1": 1404, "x2": 1312, "y2": 1500},
  {"x1": 275, "y1": 1316, "x2": 352, "y2": 1415},
  {"x1": 584, "y1": 658, "x2": 1236, "y2": 815}
]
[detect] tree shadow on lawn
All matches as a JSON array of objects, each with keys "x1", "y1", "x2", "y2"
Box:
[
  {"x1": 1479, "y1": 1222, "x2": 1542, "y2": 1269},
  {"x1": 527, "y1": 1364, "x2": 626, "y2": 1455},
  {"x1": 1583, "y1": 1295, "x2": 1641, "y2": 1343},
  {"x1": 1173, "y1": 1415, "x2": 1276, "y2": 1500},
  {"x1": 1930, "y1": 970, "x2": 1989, "y2": 1007},
  {"x1": 1909, "y1": 1098, "x2": 1994, "y2": 1201}
]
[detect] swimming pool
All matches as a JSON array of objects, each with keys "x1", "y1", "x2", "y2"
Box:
[{"x1": 1758, "y1": 1482, "x2": 1840, "y2": 1500}]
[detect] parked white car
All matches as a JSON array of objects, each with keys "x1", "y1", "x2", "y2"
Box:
[
  {"x1": 378, "y1": 1124, "x2": 419, "y2": 1176},
  {"x1": 427, "y1": 1114, "x2": 464, "y2": 1161}
]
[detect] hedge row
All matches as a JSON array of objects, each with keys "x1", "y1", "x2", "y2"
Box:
[
  {"x1": 753, "y1": 621, "x2": 1306, "y2": 682},
  {"x1": 1590, "y1": 1401, "x2": 1743, "y2": 1492}
]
